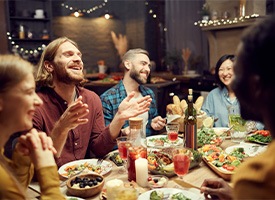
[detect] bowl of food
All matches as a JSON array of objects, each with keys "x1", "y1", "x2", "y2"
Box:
[
  {"x1": 66, "y1": 173, "x2": 104, "y2": 198},
  {"x1": 147, "y1": 175, "x2": 169, "y2": 189}
]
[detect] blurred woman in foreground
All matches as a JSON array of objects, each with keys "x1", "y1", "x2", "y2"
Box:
[
  {"x1": 200, "y1": 15, "x2": 275, "y2": 200},
  {"x1": 0, "y1": 54, "x2": 65, "y2": 199}
]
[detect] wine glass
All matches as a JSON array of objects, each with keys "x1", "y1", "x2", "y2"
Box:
[
  {"x1": 166, "y1": 122, "x2": 179, "y2": 145},
  {"x1": 116, "y1": 136, "x2": 130, "y2": 174},
  {"x1": 172, "y1": 147, "x2": 191, "y2": 179}
]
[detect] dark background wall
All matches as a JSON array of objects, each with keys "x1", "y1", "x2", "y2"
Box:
[{"x1": 52, "y1": 0, "x2": 149, "y2": 73}]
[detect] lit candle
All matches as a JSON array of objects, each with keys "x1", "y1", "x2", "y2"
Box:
[{"x1": 135, "y1": 157, "x2": 148, "y2": 187}]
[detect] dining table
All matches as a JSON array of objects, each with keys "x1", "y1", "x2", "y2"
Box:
[{"x1": 26, "y1": 138, "x2": 265, "y2": 200}]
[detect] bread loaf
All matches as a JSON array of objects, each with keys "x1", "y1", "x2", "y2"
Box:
[
  {"x1": 180, "y1": 99, "x2": 187, "y2": 113},
  {"x1": 194, "y1": 96, "x2": 204, "y2": 112},
  {"x1": 166, "y1": 104, "x2": 183, "y2": 116},
  {"x1": 173, "y1": 95, "x2": 181, "y2": 106}
]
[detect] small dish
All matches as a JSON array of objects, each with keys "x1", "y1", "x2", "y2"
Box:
[
  {"x1": 66, "y1": 173, "x2": 105, "y2": 198},
  {"x1": 147, "y1": 175, "x2": 168, "y2": 189}
]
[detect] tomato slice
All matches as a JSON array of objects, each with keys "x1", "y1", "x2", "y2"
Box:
[
  {"x1": 256, "y1": 130, "x2": 270, "y2": 137},
  {"x1": 222, "y1": 164, "x2": 235, "y2": 171}
]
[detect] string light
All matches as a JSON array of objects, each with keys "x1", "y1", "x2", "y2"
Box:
[
  {"x1": 6, "y1": 32, "x2": 46, "y2": 58},
  {"x1": 145, "y1": 1, "x2": 167, "y2": 32},
  {"x1": 61, "y1": 0, "x2": 108, "y2": 17},
  {"x1": 194, "y1": 14, "x2": 260, "y2": 27}
]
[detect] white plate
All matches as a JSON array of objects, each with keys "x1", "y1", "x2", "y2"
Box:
[
  {"x1": 58, "y1": 159, "x2": 112, "y2": 179},
  {"x1": 138, "y1": 188, "x2": 203, "y2": 200},
  {"x1": 225, "y1": 142, "x2": 267, "y2": 157},
  {"x1": 146, "y1": 135, "x2": 184, "y2": 148}
]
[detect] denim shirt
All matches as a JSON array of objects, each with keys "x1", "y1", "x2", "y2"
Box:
[{"x1": 201, "y1": 87, "x2": 264, "y2": 129}]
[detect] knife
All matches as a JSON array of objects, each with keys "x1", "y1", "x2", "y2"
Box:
[{"x1": 174, "y1": 179, "x2": 201, "y2": 190}]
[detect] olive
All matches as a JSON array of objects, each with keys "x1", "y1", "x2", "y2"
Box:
[
  {"x1": 93, "y1": 180, "x2": 98, "y2": 185},
  {"x1": 79, "y1": 182, "x2": 85, "y2": 188},
  {"x1": 88, "y1": 181, "x2": 94, "y2": 187},
  {"x1": 153, "y1": 178, "x2": 159, "y2": 183},
  {"x1": 74, "y1": 177, "x2": 82, "y2": 183},
  {"x1": 70, "y1": 179, "x2": 76, "y2": 186},
  {"x1": 96, "y1": 177, "x2": 103, "y2": 182},
  {"x1": 83, "y1": 177, "x2": 90, "y2": 182}
]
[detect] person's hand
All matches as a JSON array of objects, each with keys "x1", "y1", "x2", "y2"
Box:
[
  {"x1": 117, "y1": 91, "x2": 152, "y2": 121},
  {"x1": 16, "y1": 129, "x2": 58, "y2": 169},
  {"x1": 56, "y1": 95, "x2": 89, "y2": 132},
  {"x1": 151, "y1": 116, "x2": 166, "y2": 131},
  {"x1": 16, "y1": 129, "x2": 56, "y2": 156},
  {"x1": 200, "y1": 178, "x2": 233, "y2": 200}
]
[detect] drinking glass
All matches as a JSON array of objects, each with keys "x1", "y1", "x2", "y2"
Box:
[
  {"x1": 116, "y1": 136, "x2": 131, "y2": 174},
  {"x1": 228, "y1": 106, "x2": 247, "y2": 143},
  {"x1": 166, "y1": 122, "x2": 179, "y2": 145},
  {"x1": 172, "y1": 147, "x2": 191, "y2": 179}
]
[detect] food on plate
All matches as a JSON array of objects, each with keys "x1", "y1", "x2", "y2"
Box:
[
  {"x1": 170, "y1": 192, "x2": 191, "y2": 200},
  {"x1": 147, "y1": 148, "x2": 202, "y2": 176},
  {"x1": 147, "y1": 135, "x2": 182, "y2": 147},
  {"x1": 197, "y1": 127, "x2": 223, "y2": 147},
  {"x1": 199, "y1": 144, "x2": 247, "y2": 172},
  {"x1": 109, "y1": 152, "x2": 123, "y2": 166},
  {"x1": 150, "y1": 190, "x2": 164, "y2": 200},
  {"x1": 63, "y1": 162, "x2": 103, "y2": 177},
  {"x1": 147, "y1": 175, "x2": 168, "y2": 189},
  {"x1": 246, "y1": 130, "x2": 272, "y2": 144},
  {"x1": 149, "y1": 190, "x2": 191, "y2": 200}
]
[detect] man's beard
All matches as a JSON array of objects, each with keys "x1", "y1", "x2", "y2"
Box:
[
  {"x1": 129, "y1": 67, "x2": 148, "y2": 85},
  {"x1": 53, "y1": 62, "x2": 84, "y2": 84}
]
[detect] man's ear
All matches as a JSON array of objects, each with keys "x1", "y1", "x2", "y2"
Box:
[
  {"x1": 44, "y1": 60, "x2": 54, "y2": 73},
  {"x1": 124, "y1": 60, "x2": 131, "y2": 70}
]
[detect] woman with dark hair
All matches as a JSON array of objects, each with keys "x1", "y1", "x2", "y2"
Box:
[
  {"x1": 201, "y1": 54, "x2": 238, "y2": 127},
  {"x1": 201, "y1": 54, "x2": 263, "y2": 129}
]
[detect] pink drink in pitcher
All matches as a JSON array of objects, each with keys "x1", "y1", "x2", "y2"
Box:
[{"x1": 127, "y1": 146, "x2": 147, "y2": 182}]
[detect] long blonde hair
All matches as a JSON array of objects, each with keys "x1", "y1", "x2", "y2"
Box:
[
  {"x1": 0, "y1": 54, "x2": 33, "y2": 93},
  {"x1": 0, "y1": 54, "x2": 34, "y2": 198},
  {"x1": 36, "y1": 37, "x2": 79, "y2": 88}
]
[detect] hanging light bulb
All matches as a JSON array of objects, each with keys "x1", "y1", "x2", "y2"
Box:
[
  {"x1": 71, "y1": 10, "x2": 83, "y2": 17},
  {"x1": 100, "y1": 10, "x2": 116, "y2": 19},
  {"x1": 104, "y1": 12, "x2": 111, "y2": 19}
]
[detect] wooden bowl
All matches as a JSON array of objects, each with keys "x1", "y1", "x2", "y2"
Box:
[{"x1": 66, "y1": 173, "x2": 105, "y2": 198}]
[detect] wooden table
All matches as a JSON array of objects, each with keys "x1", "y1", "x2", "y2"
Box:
[{"x1": 27, "y1": 139, "x2": 240, "y2": 199}]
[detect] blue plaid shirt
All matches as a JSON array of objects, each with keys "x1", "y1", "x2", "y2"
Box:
[{"x1": 100, "y1": 80, "x2": 158, "y2": 136}]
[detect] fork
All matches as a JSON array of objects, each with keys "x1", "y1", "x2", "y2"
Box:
[
  {"x1": 97, "y1": 158, "x2": 104, "y2": 165},
  {"x1": 60, "y1": 168, "x2": 86, "y2": 187}
]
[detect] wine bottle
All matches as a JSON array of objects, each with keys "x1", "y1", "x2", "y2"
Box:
[{"x1": 184, "y1": 89, "x2": 197, "y2": 149}]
